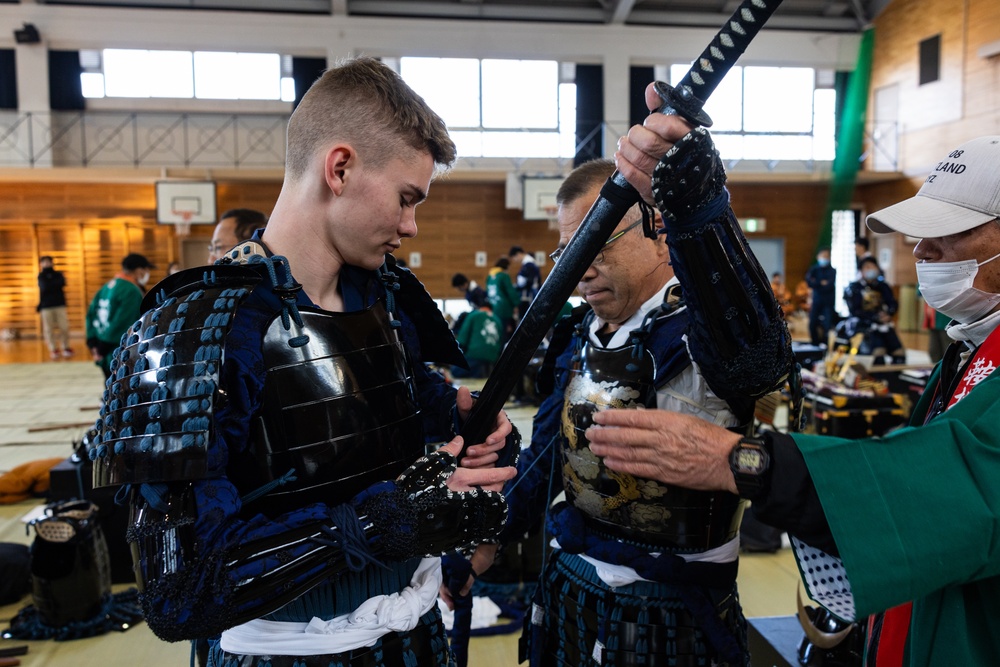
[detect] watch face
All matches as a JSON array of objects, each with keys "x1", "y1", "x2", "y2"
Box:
[{"x1": 734, "y1": 447, "x2": 764, "y2": 473}]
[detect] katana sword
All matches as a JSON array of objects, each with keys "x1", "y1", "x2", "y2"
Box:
[{"x1": 458, "y1": 0, "x2": 785, "y2": 459}]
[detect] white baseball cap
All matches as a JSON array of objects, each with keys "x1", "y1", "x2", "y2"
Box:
[{"x1": 867, "y1": 135, "x2": 1000, "y2": 238}]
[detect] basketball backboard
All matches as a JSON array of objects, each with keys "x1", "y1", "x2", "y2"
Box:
[
  {"x1": 155, "y1": 181, "x2": 218, "y2": 225},
  {"x1": 522, "y1": 176, "x2": 565, "y2": 221}
]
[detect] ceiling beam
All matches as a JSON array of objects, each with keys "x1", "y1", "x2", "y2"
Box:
[
  {"x1": 627, "y1": 9, "x2": 860, "y2": 32},
  {"x1": 606, "y1": 0, "x2": 638, "y2": 25},
  {"x1": 349, "y1": 1, "x2": 607, "y2": 23}
]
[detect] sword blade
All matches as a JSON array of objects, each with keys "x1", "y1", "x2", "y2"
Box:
[{"x1": 457, "y1": 0, "x2": 785, "y2": 455}]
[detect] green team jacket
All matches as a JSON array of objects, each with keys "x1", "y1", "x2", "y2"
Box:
[
  {"x1": 794, "y1": 352, "x2": 1000, "y2": 665},
  {"x1": 455, "y1": 309, "x2": 503, "y2": 363},
  {"x1": 486, "y1": 267, "x2": 519, "y2": 323},
  {"x1": 86, "y1": 275, "x2": 143, "y2": 346}
]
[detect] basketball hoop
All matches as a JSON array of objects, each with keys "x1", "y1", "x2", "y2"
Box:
[
  {"x1": 174, "y1": 210, "x2": 193, "y2": 237},
  {"x1": 543, "y1": 205, "x2": 559, "y2": 231}
]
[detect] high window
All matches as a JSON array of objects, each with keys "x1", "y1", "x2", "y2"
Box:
[
  {"x1": 80, "y1": 49, "x2": 296, "y2": 102},
  {"x1": 670, "y1": 64, "x2": 836, "y2": 162},
  {"x1": 399, "y1": 57, "x2": 577, "y2": 159}
]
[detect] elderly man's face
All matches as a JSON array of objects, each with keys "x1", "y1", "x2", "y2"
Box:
[
  {"x1": 557, "y1": 181, "x2": 673, "y2": 327},
  {"x1": 913, "y1": 219, "x2": 1000, "y2": 294},
  {"x1": 208, "y1": 217, "x2": 240, "y2": 263}
]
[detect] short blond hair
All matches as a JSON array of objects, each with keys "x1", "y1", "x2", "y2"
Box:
[{"x1": 285, "y1": 56, "x2": 457, "y2": 179}]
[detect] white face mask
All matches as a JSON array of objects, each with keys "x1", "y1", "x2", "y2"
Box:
[
  {"x1": 917, "y1": 250, "x2": 1000, "y2": 323},
  {"x1": 137, "y1": 270, "x2": 150, "y2": 287}
]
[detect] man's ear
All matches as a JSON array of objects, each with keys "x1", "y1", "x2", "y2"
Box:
[{"x1": 324, "y1": 144, "x2": 354, "y2": 196}]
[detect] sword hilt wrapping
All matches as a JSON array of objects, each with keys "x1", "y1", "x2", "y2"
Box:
[{"x1": 661, "y1": 0, "x2": 783, "y2": 127}]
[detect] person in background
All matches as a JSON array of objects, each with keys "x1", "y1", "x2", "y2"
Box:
[
  {"x1": 85, "y1": 253, "x2": 153, "y2": 379},
  {"x1": 207, "y1": 208, "x2": 269, "y2": 263},
  {"x1": 37, "y1": 255, "x2": 72, "y2": 360},
  {"x1": 794, "y1": 278, "x2": 812, "y2": 315},
  {"x1": 166, "y1": 261, "x2": 182, "y2": 276},
  {"x1": 452, "y1": 300, "x2": 503, "y2": 379},
  {"x1": 585, "y1": 135, "x2": 1000, "y2": 666},
  {"x1": 770, "y1": 271, "x2": 794, "y2": 318},
  {"x1": 450, "y1": 272, "x2": 487, "y2": 309},
  {"x1": 509, "y1": 245, "x2": 540, "y2": 319},
  {"x1": 843, "y1": 256, "x2": 905, "y2": 364},
  {"x1": 486, "y1": 256, "x2": 519, "y2": 343},
  {"x1": 855, "y1": 236, "x2": 875, "y2": 273},
  {"x1": 805, "y1": 247, "x2": 837, "y2": 346}
]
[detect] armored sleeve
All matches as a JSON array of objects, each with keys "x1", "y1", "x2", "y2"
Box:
[
  {"x1": 650, "y1": 127, "x2": 792, "y2": 401},
  {"x1": 128, "y1": 449, "x2": 505, "y2": 643}
]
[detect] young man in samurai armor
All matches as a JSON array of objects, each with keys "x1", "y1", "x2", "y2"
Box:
[{"x1": 87, "y1": 56, "x2": 518, "y2": 667}]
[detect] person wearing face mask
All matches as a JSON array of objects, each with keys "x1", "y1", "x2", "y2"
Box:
[
  {"x1": 584, "y1": 135, "x2": 1000, "y2": 666},
  {"x1": 841, "y1": 256, "x2": 906, "y2": 364},
  {"x1": 806, "y1": 248, "x2": 838, "y2": 346},
  {"x1": 85, "y1": 253, "x2": 154, "y2": 379}
]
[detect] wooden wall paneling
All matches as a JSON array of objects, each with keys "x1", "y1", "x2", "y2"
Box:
[
  {"x1": 0, "y1": 226, "x2": 41, "y2": 336},
  {"x1": 0, "y1": 178, "x2": 860, "y2": 337},
  {"x1": 964, "y1": 0, "x2": 1000, "y2": 123},
  {"x1": 857, "y1": 177, "x2": 924, "y2": 288},
  {"x1": 869, "y1": 0, "x2": 1000, "y2": 173},
  {"x1": 727, "y1": 182, "x2": 830, "y2": 292},
  {"x1": 35, "y1": 223, "x2": 87, "y2": 338},
  {"x1": 216, "y1": 182, "x2": 281, "y2": 219},
  {"x1": 408, "y1": 181, "x2": 560, "y2": 298}
]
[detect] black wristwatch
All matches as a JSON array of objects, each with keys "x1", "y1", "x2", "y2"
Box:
[{"x1": 728, "y1": 435, "x2": 770, "y2": 500}]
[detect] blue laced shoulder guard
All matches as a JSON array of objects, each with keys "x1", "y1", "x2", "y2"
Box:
[
  {"x1": 88, "y1": 264, "x2": 262, "y2": 488},
  {"x1": 651, "y1": 127, "x2": 792, "y2": 401}
]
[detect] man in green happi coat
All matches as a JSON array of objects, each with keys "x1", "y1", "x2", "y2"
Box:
[{"x1": 589, "y1": 134, "x2": 1000, "y2": 666}]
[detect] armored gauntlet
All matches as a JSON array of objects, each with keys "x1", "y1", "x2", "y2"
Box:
[{"x1": 356, "y1": 446, "x2": 508, "y2": 560}]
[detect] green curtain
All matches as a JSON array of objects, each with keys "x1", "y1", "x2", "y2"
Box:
[{"x1": 817, "y1": 27, "x2": 874, "y2": 252}]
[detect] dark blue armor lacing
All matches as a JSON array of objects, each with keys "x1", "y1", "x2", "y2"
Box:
[{"x1": 377, "y1": 264, "x2": 403, "y2": 329}]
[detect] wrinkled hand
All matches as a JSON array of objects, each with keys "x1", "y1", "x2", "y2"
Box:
[
  {"x1": 455, "y1": 385, "x2": 517, "y2": 469},
  {"x1": 439, "y1": 543, "x2": 499, "y2": 610},
  {"x1": 614, "y1": 82, "x2": 697, "y2": 205},
  {"x1": 587, "y1": 408, "x2": 740, "y2": 494}
]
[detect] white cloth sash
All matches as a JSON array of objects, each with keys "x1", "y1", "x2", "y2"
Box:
[
  {"x1": 219, "y1": 557, "x2": 442, "y2": 656},
  {"x1": 553, "y1": 536, "x2": 740, "y2": 588}
]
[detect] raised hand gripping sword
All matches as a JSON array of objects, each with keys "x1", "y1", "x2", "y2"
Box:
[{"x1": 458, "y1": 0, "x2": 785, "y2": 458}]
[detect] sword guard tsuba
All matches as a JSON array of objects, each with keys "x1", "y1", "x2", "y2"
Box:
[{"x1": 653, "y1": 81, "x2": 714, "y2": 128}]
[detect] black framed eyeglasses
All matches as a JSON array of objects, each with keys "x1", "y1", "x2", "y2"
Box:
[{"x1": 549, "y1": 219, "x2": 644, "y2": 265}]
